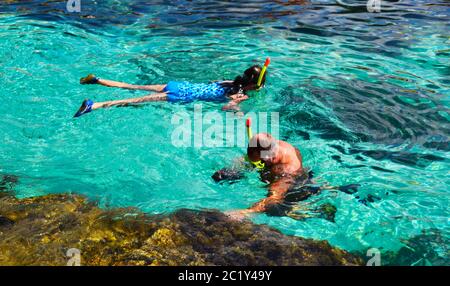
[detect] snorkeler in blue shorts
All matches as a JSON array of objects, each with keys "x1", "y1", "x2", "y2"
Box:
[{"x1": 74, "y1": 58, "x2": 270, "y2": 117}]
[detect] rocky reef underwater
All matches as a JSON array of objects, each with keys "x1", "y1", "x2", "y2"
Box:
[
  {"x1": 0, "y1": 174, "x2": 447, "y2": 266},
  {"x1": 0, "y1": 174, "x2": 364, "y2": 266}
]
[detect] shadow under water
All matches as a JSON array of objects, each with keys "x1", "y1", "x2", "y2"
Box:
[{"x1": 281, "y1": 75, "x2": 450, "y2": 152}]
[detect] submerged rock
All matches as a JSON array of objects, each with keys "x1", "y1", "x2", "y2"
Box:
[
  {"x1": 0, "y1": 192, "x2": 363, "y2": 266},
  {"x1": 0, "y1": 175, "x2": 18, "y2": 195},
  {"x1": 379, "y1": 229, "x2": 449, "y2": 266}
]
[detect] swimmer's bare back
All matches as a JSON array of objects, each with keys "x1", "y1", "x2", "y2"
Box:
[{"x1": 267, "y1": 140, "x2": 303, "y2": 177}]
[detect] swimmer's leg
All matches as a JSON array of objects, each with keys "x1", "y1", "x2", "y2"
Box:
[
  {"x1": 74, "y1": 93, "x2": 168, "y2": 117},
  {"x1": 80, "y1": 74, "x2": 166, "y2": 92},
  {"x1": 97, "y1": 79, "x2": 166, "y2": 92},
  {"x1": 92, "y1": 93, "x2": 168, "y2": 109},
  {"x1": 286, "y1": 202, "x2": 337, "y2": 222},
  {"x1": 321, "y1": 184, "x2": 360, "y2": 194}
]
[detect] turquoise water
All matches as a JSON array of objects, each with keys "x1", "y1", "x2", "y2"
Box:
[{"x1": 0, "y1": 0, "x2": 449, "y2": 260}]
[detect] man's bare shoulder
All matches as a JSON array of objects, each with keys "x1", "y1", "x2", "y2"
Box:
[{"x1": 278, "y1": 140, "x2": 297, "y2": 151}]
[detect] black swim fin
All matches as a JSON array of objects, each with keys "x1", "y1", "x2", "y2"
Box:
[{"x1": 212, "y1": 168, "x2": 244, "y2": 183}]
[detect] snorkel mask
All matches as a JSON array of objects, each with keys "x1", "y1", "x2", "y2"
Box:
[
  {"x1": 256, "y1": 57, "x2": 270, "y2": 91},
  {"x1": 246, "y1": 118, "x2": 266, "y2": 170}
]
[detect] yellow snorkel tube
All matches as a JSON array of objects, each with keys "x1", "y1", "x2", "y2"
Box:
[
  {"x1": 256, "y1": 57, "x2": 270, "y2": 91},
  {"x1": 246, "y1": 118, "x2": 265, "y2": 169}
]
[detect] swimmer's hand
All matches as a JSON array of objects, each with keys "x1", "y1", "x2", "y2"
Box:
[
  {"x1": 212, "y1": 168, "x2": 244, "y2": 183},
  {"x1": 222, "y1": 94, "x2": 248, "y2": 112},
  {"x1": 225, "y1": 209, "x2": 254, "y2": 221}
]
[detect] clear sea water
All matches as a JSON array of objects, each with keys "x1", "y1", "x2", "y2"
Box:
[{"x1": 0, "y1": 0, "x2": 449, "y2": 259}]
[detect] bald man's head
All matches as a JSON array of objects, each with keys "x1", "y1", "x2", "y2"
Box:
[{"x1": 247, "y1": 133, "x2": 277, "y2": 163}]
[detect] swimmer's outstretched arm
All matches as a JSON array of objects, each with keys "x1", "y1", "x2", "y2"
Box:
[
  {"x1": 226, "y1": 176, "x2": 294, "y2": 220},
  {"x1": 247, "y1": 176, "x2": 294, "y2": 213},
  {"x1": 222, "y1": 94, "x2": 249, "y2": 112}
]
